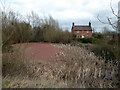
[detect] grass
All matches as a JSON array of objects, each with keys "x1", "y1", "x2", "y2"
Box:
[
  {"x1": 80, "y1": 43, "x2": 87, "y2": 45},
  {"x1": 2, "y1": 43, "x2": 119, "y2": 88},
  {"x1": 2, "y1": 45, "x2": 29, "y2": 77},
  {"x1": 2, "y1": 81, "x2": 10, "y2": 88},
  {"x1": 51, "y1": 44, "x2": 119, "y2": 88}
]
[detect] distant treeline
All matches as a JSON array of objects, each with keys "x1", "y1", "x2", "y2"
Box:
[{"x1": 2, "y1": 11, "x2": 72, "y2": 48}]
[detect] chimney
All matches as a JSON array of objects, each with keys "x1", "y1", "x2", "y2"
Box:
[
  {"x1": 71, "y1": 22, "x2": 74, "y2": 33},
  {"x1": 72, "y1": 22, "x2": 74, "y2": 26},
  {"x1": 89, "y1": 22, "x2": 91, "y2": 27}
]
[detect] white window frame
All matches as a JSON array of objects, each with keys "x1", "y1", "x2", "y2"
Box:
[
  {"x1": 77, "y1": 35, "x2": 79, "y2": 38},
  {"x1": 87, "y1": 35, "x2": 89, "y2": 38},
  {"x1": 77, "y1": 30, "x2": 79, "y2": 33},
  {"x1": 82, "y1": 35, "x2": 85, "y2": 38},
  {"x1": 87, "y1": 30, "x2": 89, "y2": 33}
]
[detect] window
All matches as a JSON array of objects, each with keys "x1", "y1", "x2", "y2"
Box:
[
  {"x1": 87, "y1": 30, "x2": 89, "y2": 33},
  {"x1": 77, "y1": 30, "x2": 79, "y2": 33},
  {"x1": 87, "y1": 35, "x2": 89, "y2": 38},
  {"x1": 82, "y1": 35, "x2": 85, "y2": 38},
  {"x1": 77, "y1": 35, "x2": 79, "y2": 38}
]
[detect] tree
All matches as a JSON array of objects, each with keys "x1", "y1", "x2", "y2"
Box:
[
  {"x1": 97, "y1": 1, "x2": 120, "y2": 61},
  {"x1": 97, "y1": 0, "x2": 118, "y2": 31}
]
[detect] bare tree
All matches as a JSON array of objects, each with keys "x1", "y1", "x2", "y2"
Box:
[
  {"x1": 97, "y1": 0, "x2": 120, "y2": 61},
  {"x1": 97, "y1": 0, "x2": 118, "y2": 31},
  {"x1": 1, "y1": 0, "x2": 32, "y2": 50},
  {"x1": 26, "y1": 11, "x2": 43, "y2": 29}
]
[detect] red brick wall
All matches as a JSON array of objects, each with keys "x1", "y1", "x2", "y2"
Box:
[{"x1": 72, "y1": 30, "x2": 92, "y2": 38}]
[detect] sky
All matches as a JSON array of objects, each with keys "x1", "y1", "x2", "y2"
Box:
[{"x1": 1, "y1": 0, "x2": 119, "y2": 32}]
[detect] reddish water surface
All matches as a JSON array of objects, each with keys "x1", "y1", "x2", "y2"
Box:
[{"x1": 13, "y1": 43, "x2": 61, "y2": 66}]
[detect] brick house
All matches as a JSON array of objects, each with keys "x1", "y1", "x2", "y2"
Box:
[{"x1": 71, "y1": 22, "x2": 92, "y2": 38}]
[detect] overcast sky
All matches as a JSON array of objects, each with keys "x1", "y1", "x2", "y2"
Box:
[{"x1": 2, "y1": 0, "x2": 119, "y2": 32}]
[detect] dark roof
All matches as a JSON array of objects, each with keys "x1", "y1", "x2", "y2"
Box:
[{"x1": 72, "y1": 25, "x2": 92, "y2": 31}]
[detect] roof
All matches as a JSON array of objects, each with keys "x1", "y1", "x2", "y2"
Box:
[{"x1": 72, "y1": 25, "x2": 92, "y2": 31}]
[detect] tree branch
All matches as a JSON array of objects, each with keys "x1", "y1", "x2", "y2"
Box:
[
  {"x1": 110, "y1": 0, "x2": 118, "y2": 17},
  {"x1": 106, "y1": 16, "x2": 117, "y2": 29},
  {"x1": 97, "y1": 14, "x2": 109, "y2": 24}
]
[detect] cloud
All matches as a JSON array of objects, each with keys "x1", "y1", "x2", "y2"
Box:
[{"x1": 3, "y1": 0, "x2": 119, "y2": 32}]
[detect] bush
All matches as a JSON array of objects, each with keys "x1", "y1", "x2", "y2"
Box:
[
  {"x1": 77, "y1": 38, "x2": 93, "y2": 43},
  {"x1": 2, "y1": 45, "x2": 13, "y2": 53},
  {"x1": 107, "y1": 39, "x2": 116, "y2": 45},
  {"x1": 72, "y1": 34, "x2": 76, "y2": 40},
  {"x1": 93, "y1": 33, "x2": 103, "y2": 39},
  {"x1": 91, "y1": 45, "x2": 116, "y2": 62},
  {"x1": 2, "y1": 48, "x2": 28, "y2": 77}
]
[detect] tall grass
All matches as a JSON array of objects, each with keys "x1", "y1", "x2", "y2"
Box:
[
  {"x1": 50, "y1": 44, "x2": 119, "y2": 88},
  {"x1": 2, "y1": 44, "x2": 119, "y2": 88},
  {"x1": 2, "y1": 46, "x2": 29, "y2": 77}
]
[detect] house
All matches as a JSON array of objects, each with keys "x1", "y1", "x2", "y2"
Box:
[{"x1": 71, "y1": 22, "x2": 92, "y2": 38}]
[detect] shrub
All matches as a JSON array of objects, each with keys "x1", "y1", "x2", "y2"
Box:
[
  {"x1": 91, "y1": 45, "x2": 116, "y2": 62},
  {"x1": 2, "y1": 45, "x2": 13, "y2": 53},
  {"x1": 2, "y1": 47, "x2": 28, "y2": 77},
  {"x1": 77, "y1": 38, "x2": 93, "y2": 43},
  {"x1": 93, "y1": 32, "x2": 103, "y2": 39},
  {"x1": 72, "y1": 34, "x2": 76, "y2": 40},
  {"x1": 107, "y1": 39, "x2": 116, "y2": 45}
]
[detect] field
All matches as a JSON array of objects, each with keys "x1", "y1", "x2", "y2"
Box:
[
  {"x1": 2, "y1": 1, "x2": 120, "y2": 88},
  {"x1": 2, "y1": 43, "x2": 119, "y2": 88},
  {"x1": 12, "y1": 43, "x2": 62, "y2": 66}
]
